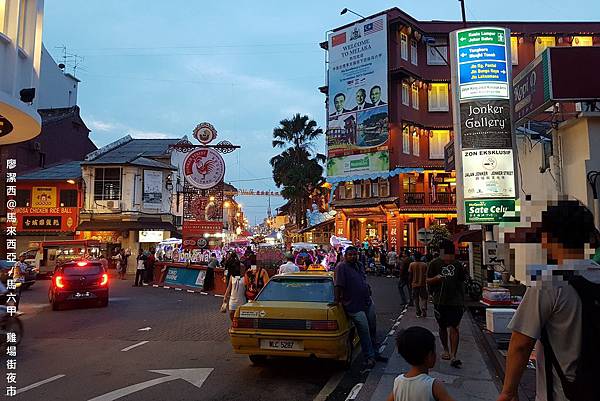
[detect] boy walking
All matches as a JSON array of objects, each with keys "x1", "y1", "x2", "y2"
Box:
[{"x1": 386, "y1": 326, "x2": 455, "y2": 401}]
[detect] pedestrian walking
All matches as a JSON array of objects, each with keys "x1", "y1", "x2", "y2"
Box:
[
  {"x1": 145, "y1": 248, "x2": 156, "y2": 284},
  {"x1": 243, "y1": 264, "x2": 269, "y2": 301},
  {"x1": 205, "y1": 252, "x2": 219, "y2": 291},
  {"x1": 134, "y1": 249, "x2": 146, "y2": 286},
  {"x1": 386, "y1": 326, "x2": 456, "y2": 401},
  {"x1": 277, "y1": 253, "x2": 299, "y2": 274},
  {"x1": 334, "y1": 246, "x2": 387, "y2": 369},
  {"x1": 409, "y1": 251, "x2": 428, "y2": 318},
  {"x1": 387, "y1": 248, "x2": 398, "y2": 276},
  {"x1": 221, "y1": 264, "x2": 247, "y2": 321},
  {"x1": 398, "y1": 250, "x2": 414, "y2": 306},
  {"x1": 497, "y1": 200, "x2": 600, "y2": 401},
  {"x1": 224, "y1": 251, "x2": 241, "y2": 286},
  {"x1": 426, "y1": 239, "x2": 465, "y2": 368}
]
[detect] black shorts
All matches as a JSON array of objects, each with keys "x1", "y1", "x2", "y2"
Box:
[{"x1": 433, "y1": 305, "x2": 464, "y2": 329}]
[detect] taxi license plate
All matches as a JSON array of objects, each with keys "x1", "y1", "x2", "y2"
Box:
[{"x1": 260, "y1": 339, "x2": 303, "y2": 351}]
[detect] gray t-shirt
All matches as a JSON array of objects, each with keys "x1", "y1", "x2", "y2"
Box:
[{"x1": 508, "y1": 261, "x2": 600, "y2": 401}]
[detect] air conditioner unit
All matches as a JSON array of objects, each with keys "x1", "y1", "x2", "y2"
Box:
[{"x1": 105, "y1": 200, "x2": 121, "y2": 211}]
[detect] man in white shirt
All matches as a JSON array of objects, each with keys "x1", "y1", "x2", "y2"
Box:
[
  {"x1": 278, "y1": 253, "x2": 299, "y2": 275},
  {"x1": 351, "y1": 88, "x2": 373, "y2": 111},
  {"x1": 369, "y1": 85, "x2": 387, "y2": 107}
]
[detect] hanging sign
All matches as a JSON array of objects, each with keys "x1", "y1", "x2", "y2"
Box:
[
  {"x1": 183, "y1": 148, "x2": 225, "y2": 189},
  {"x1": 193, "y1": 122, "x2": 218, "y2": 145}
]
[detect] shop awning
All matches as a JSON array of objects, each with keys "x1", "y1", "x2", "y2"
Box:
[{"x1": 76, "y1": 220, "x2": 179, "y2": 233}]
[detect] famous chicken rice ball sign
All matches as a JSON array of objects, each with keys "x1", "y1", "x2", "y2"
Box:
[{"x1": 183, "y1": 148, "x2": 225, "y2": 189}]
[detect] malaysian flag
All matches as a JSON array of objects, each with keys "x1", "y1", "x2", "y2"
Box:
[
  {"x1": 331, "y1": 32, "x2": 346, "y2": 47},
  {"x1": 364, "y1": 19, "x2": 384, "y2": 35}
]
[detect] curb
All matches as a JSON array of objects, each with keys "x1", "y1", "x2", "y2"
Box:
[{"x1": 145, "y1": 282, "x2": 208, "y2": 295}]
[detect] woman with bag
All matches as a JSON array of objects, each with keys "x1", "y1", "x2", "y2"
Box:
[
  {"x1": 243, "y1": 265, "x2": 269, "y2": 301},
  {"x1": 221, "y1": 265, "x2": 246, "y2": 321}
]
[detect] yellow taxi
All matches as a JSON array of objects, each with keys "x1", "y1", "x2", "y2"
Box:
[{"x1": 229, "y1": 271, "x2": 358, "y2": 366}]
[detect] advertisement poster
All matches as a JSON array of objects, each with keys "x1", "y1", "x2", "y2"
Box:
[
  {"x1": 327, "y1": 151, "x2": 389, "y2": 178},
  {"x1": 143, "y1": 170, "x2": 163, "y2": 209},
  {"x1": 459, "y1": 99, "x2": 512, "y2": 149},
  {"x1": 462, "y1": 149, "x2": 515, "y2": 199},
  {"x1": 183, "y1": 148, "x2": 226, "y2": 190},
  {"x1": 32, "y1": 187, "x2": 57, "y2": 208},
  {"x1": 327, "y1": 15, "x2": 389, "y2": 162}
]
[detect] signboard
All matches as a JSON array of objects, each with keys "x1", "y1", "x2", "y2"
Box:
[
  {"x1": 143, "y1": 170, "x2": 163, "y2": 209},
  {"x1": 327, "y1": 150, "x2": 389, "y2": 178},
  {"x1": 460, "y1": 100, "x2": 512, "y2": 148},
  {"x1": 193, "y1": 122, "x2": 218, "y2": 145},
  {"x1": 16, "y1": 206, "x2": 77, "y2": 232},
  {"x1": 183, "y1": 221, "x2": 223, "y2": 235},
  {"x1": 457, "y1": 28, "x2": 509, "y2": 101},
  {"x1": 444, "y1": 139, "x2": 455, "y2": 171},
  {"x1": 139, "y1": 230, "x2": 164, "y2": 243},
  {"x1": 183, "y1": 148, "x2": 225, "y2": 189},
  {"x1": 450, "y1": 26, "x2": 518, "y2": 225},
  {"x1": 465, "y1": 199, "x2": 516, "y2": 223},
  {"x1": 327, "y1": 15, "x2": 389, "y2": 177},
  {"x1": 32, "y1": 187, "x2": 57, "y2": 208},
  {"x1": 164, "y1": 267, "x2": 206, "y2": 290}
]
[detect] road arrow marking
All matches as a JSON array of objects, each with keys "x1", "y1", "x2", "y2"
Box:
[
  {"x1": 138, "y1": 327, "x2": 151, "y2": 331},
  {"x1": 87, "y1": 368, "x2": 213, "y2": 401},
  {"x1": 345, "y1": 383, "x2": 364, "y2": 400},
  {"x1": 121, "y1": 341, "x2": 149, "y2": 352},
  {"x1": 17, "y1": 374, "x2": 66, "y2": 394}
]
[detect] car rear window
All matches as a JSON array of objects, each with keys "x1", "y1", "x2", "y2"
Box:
[
  {"x1": 62, "y1": 264, "x2": 103, "y2": 275},
  {"x1": 257, "y1": 278, "x2": 334, "y2": 303}
]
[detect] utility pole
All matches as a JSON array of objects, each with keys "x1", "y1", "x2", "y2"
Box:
[{"x1": 459, "y1": 0, "x2": 467, "y2": 28}]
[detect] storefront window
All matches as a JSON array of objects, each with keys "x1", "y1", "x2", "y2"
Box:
[
  {"x1": 0, "y1": 0, "x2": 8, "y2": 35},
  {"x1": 361, "y1": 181, "x2": 371, "y2": 198},
  {"x1": 60, "y1": 189, "x2": 78, "y2": 207},
  {"x1": 16, "y1": 189, "x2": 30, "y2": 207},
  {"x1": 344, "y1": 182, "x2": 353, "y2": 199},
  {"x1": 378, "y1": 179, "x2": 389, "y2": 197},
  {"x1": 94, "y1": 167, "x2": 122, "y2": 201}
]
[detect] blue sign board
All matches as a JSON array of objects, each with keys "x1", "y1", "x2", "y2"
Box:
[
  {"x1": 459, "y1": 60, "x2": 508, "y2": 85},
  {"x1": 164, "y1": 267, "x2": 206, "y2": 289}
]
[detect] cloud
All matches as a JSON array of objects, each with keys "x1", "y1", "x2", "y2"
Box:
[
  {"x1": 83, "y1": 114, "x2": 177, "y2": 145},
  {"x1": 126, "y1": 129, "x2": 173, "y2": 139},
  {"x1": 87, "y1": 119, "x2": 117, "y2": 132}
]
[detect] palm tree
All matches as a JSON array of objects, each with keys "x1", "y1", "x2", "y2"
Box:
[{"x1": 270, "y1": 114, "x2": 326, "y2": 228}]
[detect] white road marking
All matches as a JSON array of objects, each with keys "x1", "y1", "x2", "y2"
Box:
[
  {"x1": 163, "y1": 286, "x2": 170, "y2": 289},
  {"x1": 214, "y1": 294, "x2": 224, "y2": 298},
  {"x1": 138, "y1": 327, "x2": 151, "y2": 331},
  {"x1": 121, "y1": 341, "x2": 149, "y2": 352},
  {"x1": 186, "y1": 290, "x2": 195, "y2": 293},
  {"x1": 200, "y1": 292, "x2": 208, "y2": 295},
  {"x1": 313, "y1": 370, "x2": 345, "y2": 401},
  {"x1": 16, "y1": 374, "x2": 66, "y2": 394},
  {"x1": 345, "y1": 383, "x2": 364, "y2": 400},
  {"x1": 152, "y1": 284, "x2": 159, "y2": 287},
  {"x1": 174, "y1": 288, "x2": 182, "y2": 291},
  {"x1": 86, "y1": 368, "x2": 213, "y2": 401}
]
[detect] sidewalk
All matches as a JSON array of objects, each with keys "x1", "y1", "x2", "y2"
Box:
[{"x1": 359, "y1": 303, "x2": 500, "y2": 401}]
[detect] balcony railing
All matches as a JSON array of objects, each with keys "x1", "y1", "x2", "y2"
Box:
[
  {"x1": 431, "y1": 192, "x2": 456, "y2": 205},
  {"x1": 404, "y1": 192, "x2": 425, "y2": 205}
]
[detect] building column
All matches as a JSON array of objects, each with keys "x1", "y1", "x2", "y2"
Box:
[
  {"x1": 424, "y1": 171, "x2": 430, "y2": 205},
  {"x1": 387, "y1": 213, "x2": 398, "y2": 252},
  {"x1": 335, "y1": 212, "x2": 347, "y2": 239}
]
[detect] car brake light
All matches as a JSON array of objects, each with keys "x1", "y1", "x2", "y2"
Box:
[
  {"x1": 232, "y1": 318, "x2": 257, "y2": 329},
  {"x1": 55, "y1": 275, "x2": 65, "y2": 289},
  {"x1": 306, "y1": 320, "x2": 338, "y2": 331},
  {"x1": 76, "y1": 261, "x2": 87, "y2": 267},
  {"x1": 100, "y1": 273, "x2": 108, "y2": 286}
]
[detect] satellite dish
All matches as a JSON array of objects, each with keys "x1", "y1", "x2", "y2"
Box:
[{"x1": 58, "y1": 63, "x2": 66, "y2": 69}]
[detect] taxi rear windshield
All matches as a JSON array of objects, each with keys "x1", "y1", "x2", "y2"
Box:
[
  {"x1": 257, "y1": 278, "x2": 334, "y2": 302},
  {"x1": 62, "y1": 265, "x2": 102, "y2": 275}
]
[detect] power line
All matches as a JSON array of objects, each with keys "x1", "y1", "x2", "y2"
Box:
[{"x1": 71, "y1": 42, "x2": 318, "y2": 51}]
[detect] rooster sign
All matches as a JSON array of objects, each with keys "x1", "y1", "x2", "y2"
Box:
[{"x1": 183, "y1": 148, "x2": 226, "y2": 189}]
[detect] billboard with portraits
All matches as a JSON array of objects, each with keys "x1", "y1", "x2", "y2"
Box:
[{"x1": 327, "y1": 15, "x2": 389, "y2": 178}]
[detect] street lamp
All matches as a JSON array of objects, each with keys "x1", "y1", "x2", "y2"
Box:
[{"x1": 340, "y1": 8, "x2": 365, "y2": 19}]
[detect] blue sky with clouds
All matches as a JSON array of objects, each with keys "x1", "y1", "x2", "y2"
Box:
[{"x1": 42, "y1": 0, "x2": 598, "y2": 224}]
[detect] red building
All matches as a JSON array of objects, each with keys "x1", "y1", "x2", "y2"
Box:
[{"x1": 322, "y1": 8, "x2": 600, "y2": 252}]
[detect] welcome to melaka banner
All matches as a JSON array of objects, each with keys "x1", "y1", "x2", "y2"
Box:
[{"x1": 327, "y1": 15, "x2": 389, "y2": 178}]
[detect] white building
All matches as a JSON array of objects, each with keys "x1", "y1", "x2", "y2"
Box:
[
  {"x1": 0, "y1": 0, "x2": 45, "y2": 145},
  {"x1": 37, "y1": 44, "x2": 79, "y2": 108}
]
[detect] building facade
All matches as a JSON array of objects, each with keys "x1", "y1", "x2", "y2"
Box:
[
  {"x1": 0, "y1": 0, "x2": 45, "y2": 145},
  {"x1": 323, "y1": 8, "x2": 600, "y2": 252}
]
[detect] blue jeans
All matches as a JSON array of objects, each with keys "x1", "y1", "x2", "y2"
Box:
[{"x1": 347, "y1": 303, "x2": 377, "y2": 360}]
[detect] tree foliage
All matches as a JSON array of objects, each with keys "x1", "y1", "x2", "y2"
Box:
[
  {"x1": 270, "y1": 114, "x2": 326, "y2": 228},
  {"x1": 429, "y1": 223, "x2": 452, "y2": 252}
]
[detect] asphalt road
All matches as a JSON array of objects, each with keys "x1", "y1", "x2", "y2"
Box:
[{"x1": 11, "y1": 273, "x2": 401, "y2": 401}]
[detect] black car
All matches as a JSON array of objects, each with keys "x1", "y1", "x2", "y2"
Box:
[
  {"x1": 0, "y1": 260, "x2": 37, "y2": 290},
  {"x1": 48, "y1": 260, "x2": 109, "y2": 310}
]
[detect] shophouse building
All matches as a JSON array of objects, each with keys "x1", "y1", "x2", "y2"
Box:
[{"x1": 322, "y1": 7, "x2": 600, "y2": 252}]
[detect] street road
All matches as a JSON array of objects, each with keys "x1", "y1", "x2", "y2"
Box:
[{"x1": 12, "y1": 274, "x2": 400, "y2": 401}]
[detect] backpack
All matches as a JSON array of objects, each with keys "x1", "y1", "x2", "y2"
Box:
[{"x1": 540, "y1": 275, "x2": 600, "y2": 401}]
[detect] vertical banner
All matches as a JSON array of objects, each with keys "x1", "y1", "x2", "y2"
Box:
[
  {"x1": 450, "y1": 27, "x2": 518, "y2": 224},
  {"x1": 327, "y1": 15, "x2": 389, "y2": 179},
  {"x1": 143, "y1": 170, "x2": 163, "y2": 209}
]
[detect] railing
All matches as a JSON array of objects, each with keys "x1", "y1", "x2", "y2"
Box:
[
  {"x1": 431, "y1": 192, "x2": 456, "y2": 205},
  {"x1": 404, "y1": 192, "x2": 425, "y2": 204}
]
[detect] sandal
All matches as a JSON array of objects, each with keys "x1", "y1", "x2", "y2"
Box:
[
  {"x1": 441, "y1": 351, "x2": 451, "y2": 360},
  {"x1": 450, "y1": 358, "x2": 462, "y2": 368}
]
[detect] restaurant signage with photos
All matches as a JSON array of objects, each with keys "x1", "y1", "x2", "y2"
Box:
[
  {"x1": 326, "y1": 150, "x2": 389, "y2": 178},
  {"x1": 450, "y1": 26, "x2": 518, "y2": 224},
  {"x1": 32, "y1": 187, "x2": 57, "y2": 208},
  {"x1": 183, "y1": 148, "x2": 226, "y2": 190},
  {"x1": 327, "y1": 15, "x2": 389, "y2": 177},
  {"x1": 143, "y1": 170, "x2": 163, "y2": 209}
]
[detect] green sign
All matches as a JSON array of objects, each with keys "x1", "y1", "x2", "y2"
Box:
[
  {"x1": 457, "y1": 28, "x2": 506, "y2": 47},
  {"x1": 465, "y1": 199, "x2": 517, "y2": 224}
]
